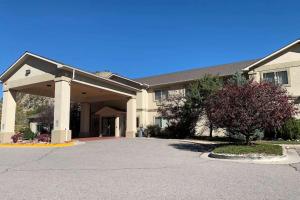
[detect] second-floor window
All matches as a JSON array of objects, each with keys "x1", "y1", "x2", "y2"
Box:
[
  {"x1": 154, "y1": 90, "x2": 168, "y2": 101},
  {"x1": 262, "y1": 70, "x2": 288, "y2": 85}
]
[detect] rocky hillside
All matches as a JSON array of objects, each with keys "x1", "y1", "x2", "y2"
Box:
[{"x1": 0, "y1": 92, "x2": 54, "y2": 131}]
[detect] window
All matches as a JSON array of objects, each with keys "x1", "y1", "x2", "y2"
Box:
[
  {"x1": 262, "y1": 70, "x2": 288, "y2": 85},
  {"x1": 263, "y1": 72, "x2": 275, "y2": 84},
  {"x1": 154, "y1": 90, "x2": 168, "y2": 101},
  {"x1": 276, "y1": 71, "x2": 288, "y2": 85},
  {"x1": 154, "y1": 117, "x2": 168, "y2": 128}
]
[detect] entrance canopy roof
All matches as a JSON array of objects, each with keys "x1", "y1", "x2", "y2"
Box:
[{"x1": 0, "y1": 52, "x2": 147, "y2": 100}]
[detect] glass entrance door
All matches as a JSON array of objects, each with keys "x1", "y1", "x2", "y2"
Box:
[{"x1": 101, "y1": 117, "x2": 115, "y2": 136}]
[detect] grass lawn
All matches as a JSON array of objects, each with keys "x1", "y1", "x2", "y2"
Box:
[
  {"x1": 192, "y1": 136, "x2": 242, "y2": 142},
  {"x1": 213, "y1": 144, "x2": 283, "y2": 156},
  {"x1": 256, "y1": 140, "x2": 300, "y2": 145}
]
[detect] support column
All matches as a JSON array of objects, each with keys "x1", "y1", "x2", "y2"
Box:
[
  {"x1": 115, "y1": 116, "x2": 120, "y2": 137},
  {"x1": 51, "y1": 77, "x2": 71, "y2": 143},
  {"x1": 80, "y1": 102, "x2": 90, "y2": 137},
  {"x1": 126, "y1": 97, "x2": 136, "y2": 138},
  {"x1": 0, "y1": 89, "x2": 16, "y2": 143},
  {"x1": 140, "y1": 89, "x2": 148, "y2": 128}
]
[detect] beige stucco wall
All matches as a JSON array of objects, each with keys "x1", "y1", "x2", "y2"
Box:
[
  {"x1": 265, "y1": 44, "x2": 300, "y2": 65},
  {"x1": 138, "y1": 84, "x2": 186, "y2": 127},
  {"x1": 195, "y1": 116, "x2": 226, "y2": 137},
  {"x1": 248, "y1": 43, "x2": 300, "y2": 97},
  {"x1": 6, "y1": 58, "x2": 57, "y2": 82}
]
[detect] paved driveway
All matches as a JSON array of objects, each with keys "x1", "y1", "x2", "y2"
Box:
[{"x1": 0, "y1": 138, "x2": 299, "y2": 200}]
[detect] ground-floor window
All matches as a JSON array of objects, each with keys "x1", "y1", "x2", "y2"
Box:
[
  {"x1": 154, "y1": 117, "x2": 168, "y2": 128},
  {"x1": 262, "y1": 70, "x2": 288, "y2": 85}
]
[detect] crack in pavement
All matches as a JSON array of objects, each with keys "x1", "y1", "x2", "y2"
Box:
[
  {"x1": 5, "y1": 166, "x2": 181, "y2": 173},
  {"x1": 0, "y1": 148, "x2": 57, "y2": 175},
  {"x1": 1, "y1": 159, "x2": 213, "y2": 174},
  {"x1": 35, "y1": 148, "x2": 57, "y2": 161},
  {"x1": 289, "y1": 164, "x2": 300, "y2": 173}
]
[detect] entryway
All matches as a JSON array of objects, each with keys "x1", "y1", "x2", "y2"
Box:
[{"x1": 102, "y1": 117, "x2": 115, "y2": 136}]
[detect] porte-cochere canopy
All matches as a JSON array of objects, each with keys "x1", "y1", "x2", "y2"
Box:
[{"x1": 0, "y1": 52, "x2": 147, "y2": 143}]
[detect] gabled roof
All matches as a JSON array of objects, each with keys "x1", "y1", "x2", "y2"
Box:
[
  {"x1": 95, "y1": 106, "x2": 125, "y2": 115},
  {"x1": 134, "y1": 59, "x2": 258, "y2": 86},
  {"x1": 243, "y1": 39, "x2": 300, "y2": 71},
  {"x1": 0, "y1": 52, "x2": 144, "y2": 91}
]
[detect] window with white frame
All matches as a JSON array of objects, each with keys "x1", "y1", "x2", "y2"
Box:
[
  {"x1": 262, "y1": 70, "x2": 288, "y2": 85},
  {"x1": 154, "y1": 117, "x2": 168, "y2": 128},
  {"x1": 154, "y1": 90, "x2": 168, "y2": 101}
]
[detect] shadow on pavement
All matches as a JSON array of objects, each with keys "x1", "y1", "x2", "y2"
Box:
[{"x1": 169, "y1": 142, "x2": 219, "y2": 153}]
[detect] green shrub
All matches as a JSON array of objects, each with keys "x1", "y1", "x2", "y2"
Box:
[
  {"x1": 163, "y1": 125, "x2": 188, "y2": 139},
  {"x1": 21, "y1": 127, "x2": 36, "y2": 140},
  {"x1": 276, "y1": 118, "x2": 300, "y2": 140},
  {"x1": 145, "y1": 125, "x2": 161, "y2": 137}
]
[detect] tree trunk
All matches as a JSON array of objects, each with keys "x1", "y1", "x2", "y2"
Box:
[
  {"x1": 209, "y1": 123, "x2": 213, "y2": 138},
  {"x1": 245, "y1": 135, "x2": 250, "y2": 145}
]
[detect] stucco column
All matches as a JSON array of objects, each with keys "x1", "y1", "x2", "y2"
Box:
[
  {"x1": 80, "y1": 102, "x2": 90, "y2": 137},
  {"x1": 0, "y1": 89, "x2": 17, "y2": 143},
  {"x1": 140, "y1": 89, "x2": 148, "y2": 128},
  {"x1": 126, "y1": 97, "x2": 136, "y2": 138},
  {"x1": 51, "y1": 77, "x2": 72, "y2": 143},
  {"x1": 115, "y1": 116, "x2": 120, "y2": 137}
]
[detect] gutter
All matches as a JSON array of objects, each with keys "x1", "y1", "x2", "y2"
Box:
[{"x1": 61, "y1": 65, "x2": 142, "y2": 92}]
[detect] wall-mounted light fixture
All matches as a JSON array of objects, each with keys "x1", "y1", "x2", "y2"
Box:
[{"x1": 25, "y1": 69, "x2": 31, "y2": 76}]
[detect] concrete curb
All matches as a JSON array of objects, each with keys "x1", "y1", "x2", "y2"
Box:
[
  {"x1": 180, "y1": 139, "x2": 228, "y2": 145},
  {"x1": 209, "y1": 146, "x2": 287, "y2": 160},
  {"x1": 201, "y1": 146, "x2": 300, "y2": 165},
  {"x1": 0, "y1": 140, "x2": 87, "y2": 148}
]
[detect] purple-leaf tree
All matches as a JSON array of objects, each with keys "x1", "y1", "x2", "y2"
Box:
[{"x1": 206, "y1": 80, "x2": 297, "y2": 144}]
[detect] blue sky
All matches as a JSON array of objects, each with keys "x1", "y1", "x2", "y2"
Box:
[{"x1": 1, "y1": 0, "x2": 300, "y2": 79}]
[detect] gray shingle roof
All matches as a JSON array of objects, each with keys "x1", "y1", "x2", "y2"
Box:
[{"x1": 134, "y1": 59, "x2": 259, "y2": 86}]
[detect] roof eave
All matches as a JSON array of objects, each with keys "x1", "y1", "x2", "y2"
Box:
[
  {"x1": 59, "y1": 65, "x2": 142, "y2": 92},
  {"x1": 1, "y1": 52, "x2": 142, "y2": 93},
  {"x1": 242, "y1": 39, "x2": 300, "y2": 71}
]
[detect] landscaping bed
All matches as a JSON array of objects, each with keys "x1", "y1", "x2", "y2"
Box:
[
  {"x1": 212, "y1": 144, "x2": 283, "y2": 156},
  {"x1": 256, "y1": 140, "x2": 300, "y2": 145},
  {"x1": 11, "y1": 128, "x2": 51, "y2": 144}
]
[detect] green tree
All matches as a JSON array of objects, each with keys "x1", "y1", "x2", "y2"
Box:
[
  {"x1": 158, "y1": 75, "x2": 222, "y2": 138},
  {"x1": 187, "y1": 75, "x2": 222, "y2": 137},
  {"x1": 228, "y1": 72, "x2": 248, "y2": 86}
]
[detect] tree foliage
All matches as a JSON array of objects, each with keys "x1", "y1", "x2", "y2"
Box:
[
  {"x1": 206, "y1": 80, "x2": 297, "y2": 144},
  {"x1": 227, "y1": 72, "x2": 248, "y2": 86},
  {"x1": 158, "y1": 75, "x2": 222, "y2": 138}
]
